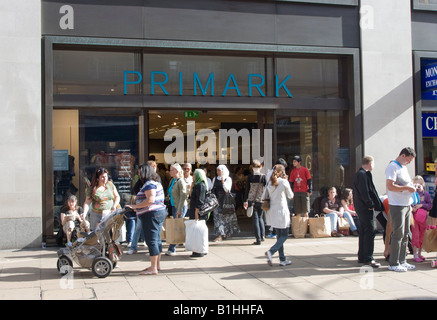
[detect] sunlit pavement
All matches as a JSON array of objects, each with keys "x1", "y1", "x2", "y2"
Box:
[{"x1": 1, "y1": 230, "x2": 437, "y2": 301}]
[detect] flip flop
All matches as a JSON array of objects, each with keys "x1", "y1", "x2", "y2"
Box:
[
  {"x1": 139, "y1": 270, "x2": 158, "y2": 275},
  {"x1": 142, "y1": 267, "x2": 160, "y2": 272}
]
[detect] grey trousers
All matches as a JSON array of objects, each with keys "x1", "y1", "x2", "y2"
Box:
[{"x1": 389, "y1": 205, "x2": 411, "y2": 266}]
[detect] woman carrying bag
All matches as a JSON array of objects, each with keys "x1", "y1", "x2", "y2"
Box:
[
  {"x1": 166, "y1": 163, "x2": 188, "y2": 256},
  {"x1": 243, "y1": 159, "x2": 266, "y2": 245},
  {"x1": 185, "y1": 169, "x2": 209, "y2": 257},
  {"x1": 263, "y1": 164, "x2": 294, "y2": 267},
  {"x1": 212, "y1": 164, "x2": 240, "y2": 242}
]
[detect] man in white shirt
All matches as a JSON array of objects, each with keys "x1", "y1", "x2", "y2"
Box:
[{"x1": 385, "y1": 147, "x2": 417, "y2": 272}]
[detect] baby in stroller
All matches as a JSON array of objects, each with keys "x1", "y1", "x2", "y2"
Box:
[
  {"x1": 57, "y1": 207, "x2": 132, "y2": 278},
  {"x1": 60, "y1": 195, "x2": 90, "y2": 247}
]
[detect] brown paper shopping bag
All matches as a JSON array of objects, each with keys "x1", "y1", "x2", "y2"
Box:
[
  {"x1": 291, "y1": 216, "x2": 309, "y2": 238},
  {"x1": 308, "y1": 215, "x2": 331, "y2": 238},
  {"x1": 422, "y1": 228, "x2": 437, "y2": 253},
  {"x1": 165, "y1": 217, "x2": 187, "y2": 244}
]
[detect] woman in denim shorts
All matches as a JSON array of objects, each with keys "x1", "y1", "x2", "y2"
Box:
[{"x1": 127, "y1": 164, "x2": 166, "y2": 275}]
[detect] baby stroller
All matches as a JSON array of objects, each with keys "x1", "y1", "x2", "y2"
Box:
[{"x1": 56, "y1": 208, "x2": 132, "y2": 278}]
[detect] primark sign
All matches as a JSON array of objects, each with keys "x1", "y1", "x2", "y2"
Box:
[{"x1": 123, "y1": 71, "x2": 293, "y2": 97}]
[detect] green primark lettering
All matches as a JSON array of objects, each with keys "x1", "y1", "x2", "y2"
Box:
[{"x1": 123, "y1": 71, "x2": 292, "y2": 97}]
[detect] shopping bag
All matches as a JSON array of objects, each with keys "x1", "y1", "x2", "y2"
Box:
[
  {"x1": 221, "y1": 192, "x2": 236, "y2": 215},
  {"x1": 308, "y1": 215, "x2": 331, "y2": 238},
  {"x1": 337, "y1": 217, "x2": 350, "y2": 236},
  {"x1": 165, "y1": 217, "x2": 187, "y2": 244},
  {"x1": 422, "y1": 227, "x2": 437, "y2": 253},
  {"x1": 291, "y1": 216, "x2": 308, "y2": 238},
  {"x1": 184, "y1": 220, "x2": 209, "y2": 254}
]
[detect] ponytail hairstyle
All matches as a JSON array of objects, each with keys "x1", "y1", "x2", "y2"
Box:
[{"x1": 270, "y1": 164, "x2": 286, "y2": 186}]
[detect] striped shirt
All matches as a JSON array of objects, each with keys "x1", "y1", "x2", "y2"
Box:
[{"x1": 135, "y1": 180, "x2": 166, "y2": 215}]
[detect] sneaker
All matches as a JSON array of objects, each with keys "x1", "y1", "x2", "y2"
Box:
[
  {"x1": 267, "y1": 233, "x2": 276, "y2": 239},
  {"x1": 279, "y1": 260, "x2": 292, "y2": 266},
  {"x1": 265, "y1": 251, "x2": 273, "y2": 266},
  {"x1": 401, "y1": 262, "x2": 416, "y2": 270},
  {"x1": 66, "y1": 241, "x2": 73, "y2": 247},
  {"x1": 165, "y1": 250, "x2": 176, "y2": 256},
  {"x1": 388, "y1": 265, "x2": 407, "y2": 272},
  {"x1": 413, "y1": 257, "x2": 424, "y2": 263},
  {"x1": 127, "y1": 249, "x2": 137, "y2": 255}
]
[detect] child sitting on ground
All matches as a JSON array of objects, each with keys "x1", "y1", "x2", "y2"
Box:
[
  {"x1": 61, "y1": 195, "x2": 90, "y2": 247},
  {"x1": 411, "y1": 175, "x2": 432, "y2": 262}
]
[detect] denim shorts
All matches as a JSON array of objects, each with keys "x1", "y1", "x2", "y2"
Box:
[{"x1": 139, "y1": 208, "x2": 167, "y2": 256}]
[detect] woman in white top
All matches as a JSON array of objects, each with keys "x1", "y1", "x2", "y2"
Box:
[{"x1": 263, "y1": 164, "x2": 294, "y2": 266}]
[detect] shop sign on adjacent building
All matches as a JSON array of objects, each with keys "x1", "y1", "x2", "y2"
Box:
[
  {"x1": 422, "y1": 113, "x2": 437, "y2": 137},
  {"x1": 421, "y1": 60, "x2": 437, "y2": 100}
]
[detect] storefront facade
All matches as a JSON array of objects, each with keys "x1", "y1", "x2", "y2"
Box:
[
  {"x1": 1, "y1": 0, "x2": 432, "y2": 248},
  {"x1": 412, "y1": 0, "x2": 437, "y2": 195}
]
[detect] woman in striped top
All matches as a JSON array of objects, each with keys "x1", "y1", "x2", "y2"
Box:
[{"x1": 127, "y1": 163, "x2": 166, "y2": 275}]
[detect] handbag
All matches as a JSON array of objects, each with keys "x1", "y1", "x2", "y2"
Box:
[
  {"x1": 199, "y1": 192, "x2": 219, "y2": 217},
  {"x1": 221, "y1": 192, "x2": 236, "y2": 215},
  {"x1": 165, "y1": 217, "x2": 187, "y2": 244},
  {"x1": 261, "y1": 187, "x2": 270, "y2": 211},
  {"x1": 291, "y1": 216, "x2": 309, "y2": 238},
  {"x1": 246, "y1": 202, "x2": 254, "y2": 218},
  {"x1": 308, "y1": 215, "x2": 331, "y2": 238},
  {"x1": 247, "y1": 177, "x2": 263, "y2": 218},
  {"x1": 184, "y1": 220, "x2": 209, "y2": 254}
]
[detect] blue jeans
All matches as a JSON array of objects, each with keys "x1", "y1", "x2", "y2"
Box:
[
  {"x1": 139, "y1": 208, "x2": 167, "y2": 256},
  {"x1": 129, "y1": 216, "x2": 145, "y2": 251},
  {"x1": 267, "y1": 228, "x2": 289, "y2": 262},
  {"x1": 325, "y1": 212, "x2": 357, "y2": 232},
  {"x1": 125, "y1": 217, "x2": 136, "y2": 243},
  {"x1": 252, "y1": 203, "x2": 265, "y2": 243},
  {"x1": 168, "y1": 205, "x2": 188, "y2": 253},
  {"x1": 343, "y1": 211, "x2": 358, "y2": 231}
]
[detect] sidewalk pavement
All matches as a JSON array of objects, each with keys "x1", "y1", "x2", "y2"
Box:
[{"x1": 1, "y1": 233, "x2": 437, "y2": 301}]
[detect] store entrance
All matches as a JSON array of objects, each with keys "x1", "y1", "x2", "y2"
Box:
[
  {"x1": 148, "y1": 109, "x2": 261, "y2": 219},
  {"x1": 148, "y1": 109, "x2": 260, "y2": 166}
]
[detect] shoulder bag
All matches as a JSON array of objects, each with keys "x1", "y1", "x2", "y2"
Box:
[{"x1": 199, "y1": 192, "x2": 219, "y2": 217}]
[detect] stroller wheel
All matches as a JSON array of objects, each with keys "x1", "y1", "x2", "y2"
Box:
[
  {"x1": 92, "y1": 257, "x2": 113, "y2": 278},
  {"x1": 57, "y1": 255, "x2": 73, "y2": 275}
]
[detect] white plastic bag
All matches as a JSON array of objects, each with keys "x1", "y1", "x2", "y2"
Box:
[{"x1": 184, "y1": 220, "x2": 209, "y2": 254}]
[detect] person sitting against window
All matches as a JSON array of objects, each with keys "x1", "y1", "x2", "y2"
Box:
[{"x1": 321, "y1": 186, "x2": 358, "y2": 237}]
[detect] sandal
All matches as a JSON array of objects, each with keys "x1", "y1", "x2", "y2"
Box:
[{"x1": 213, "y1": 236, "x2": 222, "y2": 242}]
